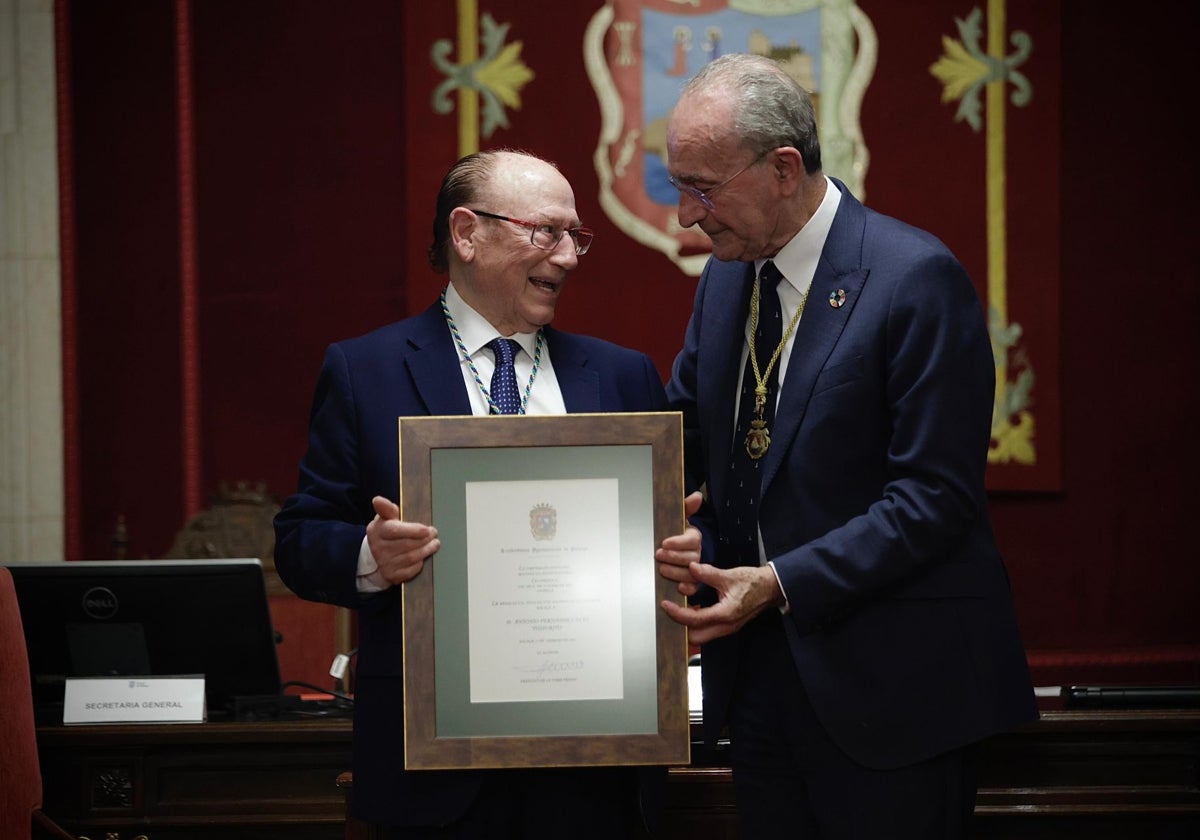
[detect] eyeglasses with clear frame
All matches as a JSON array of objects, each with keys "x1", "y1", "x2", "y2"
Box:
[
  {"x1": 667, "y1": 150, "x2": 770, "y2": 210},
  {"x1": 470, "y1": 210, "x2": 594, "y2": 255}
]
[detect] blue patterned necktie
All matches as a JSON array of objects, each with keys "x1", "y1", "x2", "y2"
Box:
[
  {"x1": 487, "y1": 337, "x2": 522, "y2": 415},
  {"x1": 727, "y1": 260, "x2": 784, "y2": 548}
]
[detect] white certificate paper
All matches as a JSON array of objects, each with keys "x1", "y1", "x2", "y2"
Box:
[{"x1": 465, "y1": 477, "x2": 623, "y2": 703}]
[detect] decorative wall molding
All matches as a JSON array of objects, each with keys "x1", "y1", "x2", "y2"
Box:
[{"x1": 585, "y1": 0, "x2": 877, "y2": 276}]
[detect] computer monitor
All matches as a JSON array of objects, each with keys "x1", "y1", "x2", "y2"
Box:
[{"x1": 6, "y1": 558, "x2": 282, "y2": 721}]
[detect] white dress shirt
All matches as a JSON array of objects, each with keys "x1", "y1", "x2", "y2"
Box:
[{"x1": 355, "y1": 282, "x2": 566, "y2": 592}]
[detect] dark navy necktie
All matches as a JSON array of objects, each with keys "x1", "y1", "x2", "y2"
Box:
[
  {"x1": 487, "y1": 337, "x2": 522, "y2": 415},
  {"x1": 727, "y1": 260, "x2": 784, "y2": 548}
]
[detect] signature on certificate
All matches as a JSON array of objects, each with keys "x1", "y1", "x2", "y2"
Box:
[{"x1": 513, "y1": 659, "x2": 585, "y2": 680}]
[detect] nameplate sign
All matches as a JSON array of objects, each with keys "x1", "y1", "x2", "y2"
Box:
[{"x1": 63, "y1": 676, "x2": 206, "y2": 724}]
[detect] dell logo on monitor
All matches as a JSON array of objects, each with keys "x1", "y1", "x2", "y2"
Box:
[{"x1": 82, "y1": 586, "x2": 119, "y2": 619}]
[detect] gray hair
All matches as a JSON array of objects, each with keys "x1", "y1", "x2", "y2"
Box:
[{"x1": 681, "y1": 53, "x2": 822, "y2": 174}]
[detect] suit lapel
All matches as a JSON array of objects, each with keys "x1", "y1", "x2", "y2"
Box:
[
  {"x1": 404, "y1": 304, "x2": 474, "y2": 416},
  {"x1": 545, "y1": 328, "x2": 602, "y2": 413},
  {"x1": 403, "y1": 311, "x2": 606, "y2": 416},
  {"x1": 704, "y1": 263, "x2": 757, "y2": 507},
  {"x1": 762, "y1": 181, "x2": 869, "y2": 496}
]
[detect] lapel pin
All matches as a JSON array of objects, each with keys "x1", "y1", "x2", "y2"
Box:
[{"x1": 829, "y1": 289, "x2": 846, "y2": 308}]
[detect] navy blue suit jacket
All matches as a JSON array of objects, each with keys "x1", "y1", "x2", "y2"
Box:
[
  {"x1": 274, "y1": 300, "x2": 668, "y2": 826},
  {"x1": 667, "y1": 179, "x2": 1037, "y2": 769}
]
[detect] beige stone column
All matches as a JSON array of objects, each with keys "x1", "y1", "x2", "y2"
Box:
[{"x1": 0, "y1": 0, "x2": 63, "y2": 562}]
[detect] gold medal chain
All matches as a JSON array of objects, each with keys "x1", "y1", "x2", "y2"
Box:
[{"x1": 745, "y1": 274, "x2": 807, "y2": 459}]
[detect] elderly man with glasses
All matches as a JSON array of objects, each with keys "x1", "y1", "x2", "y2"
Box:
[
  {"x1": 275, "y1": 149, "x2": 701, "y2": 839},
  {"x1": 654, "y1": 53, "x2": 1038, "y2": 838}
]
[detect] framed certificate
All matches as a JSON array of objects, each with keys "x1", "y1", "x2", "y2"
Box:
[{"x1": 398, "y1": 412, "x2": 690, "y2": 770}]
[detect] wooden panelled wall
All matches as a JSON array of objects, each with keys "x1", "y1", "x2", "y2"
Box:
[{"x1": 57, "y1": 0, "x2": 1199, "y2": 690}]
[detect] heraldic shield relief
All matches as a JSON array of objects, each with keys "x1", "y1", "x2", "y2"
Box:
[{"x1": 584, "y1": 0, "x2": 877, "y2": 275}]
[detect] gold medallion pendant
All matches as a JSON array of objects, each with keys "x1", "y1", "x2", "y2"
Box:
[
  {"x1": 745, "y1": 420, "x2": 771, "y2": 459},
  {"x1": 742, "y1": 267, "x2": 808, "y2": 463}
]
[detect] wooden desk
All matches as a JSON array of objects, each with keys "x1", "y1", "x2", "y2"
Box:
[
  {"x1": 660, "y1": 708, "x2": 1200, "y2": 839},
  {"x1": 971, "y1": 707, "x2": 1200, "y2": 839},
  {"x1": 37, "y1": 718, "x2": 353, "y2": 840},
  {"x1": 38, "y1": 710, "x2": 1200, "y2": 839}
]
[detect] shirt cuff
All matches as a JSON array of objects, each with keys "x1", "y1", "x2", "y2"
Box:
[
  {"x1": 766, "y1": 560, "x2": 791, "y2": 615},
  {"x1": 356, "y1": 535, "x2": 391, "y2": 594}
]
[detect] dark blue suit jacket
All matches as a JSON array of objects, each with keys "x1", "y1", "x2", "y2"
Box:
[
  {"x1": 274, "y1": 300, "x2": 668, "y2": 827},
  {"x1": 667, "y1": 179, "x2": 1037, "y2": 770}
]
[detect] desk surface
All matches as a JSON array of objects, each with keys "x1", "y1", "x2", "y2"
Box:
[
  {"x1": 36, "y1": 705, "x2": 1200, "y2": 739},
  {"x1": 37, "y1": 708, "x2": 1200, "y2": 840},
  {"x1": 38, "y1": 714, "x2": 354, "y2": 744}
]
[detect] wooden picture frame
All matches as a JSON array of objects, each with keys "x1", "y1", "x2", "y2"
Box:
[{"x1": 398, "y1": 412, "x2": 690, "y2": 770}]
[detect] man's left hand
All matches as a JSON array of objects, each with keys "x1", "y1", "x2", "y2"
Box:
[{"x1": 660, "y1": 562, "x2": 785, "y2": 645}]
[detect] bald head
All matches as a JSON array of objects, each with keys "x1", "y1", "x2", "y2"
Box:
[{"x1": 429, "y1": 150, "x2": 565, "y2": 274}]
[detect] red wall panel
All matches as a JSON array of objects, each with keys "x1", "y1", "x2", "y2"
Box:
[
  {"x1": 994, "y1": 0, "x2": 1200, "y2": 685},
  {"x1": 67, "y1": 0, "x2": 184, "y2": 561},
  {"x1": 189, "y1": 0, "x2": 408, "y2": 503}
]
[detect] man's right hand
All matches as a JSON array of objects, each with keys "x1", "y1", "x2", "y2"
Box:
[{"x1": 366, "y1": 496, "x2": 440, "y2": 584}]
